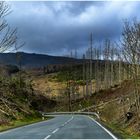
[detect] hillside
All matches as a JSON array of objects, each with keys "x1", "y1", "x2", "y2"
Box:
[
  {"x1": 0, "y1": 61, "x2": 140, "y2": 138},
  {"x1": 0, "y1": 57, "x2": 139, "y2": 138},
  {"x1": 0, "y1": 70, "x2": 58, "y2": 131},
  {"x1": 30, "y1": 66, "x2": 140, "y2": 138},
  {"x1": 0, "y1": 52, "x2": 81, "y2": 68},
  {"x1": 75, "y1": 80, "x2": 140, "y2": 138}
]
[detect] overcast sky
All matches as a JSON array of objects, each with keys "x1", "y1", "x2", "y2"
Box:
[{"x1": 6, "y1": 1, "x2": 140, "y2": 57}]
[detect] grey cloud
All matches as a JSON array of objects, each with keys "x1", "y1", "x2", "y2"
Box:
[{"x1": 6, "y1": 1, "x2": 140, "y2": 56}]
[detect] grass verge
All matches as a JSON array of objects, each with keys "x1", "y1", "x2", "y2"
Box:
[
  {"x1": 0, "y1": 116, "x2": 53, "y2": 132},
  {"x1": 100, "y1": 120, "x2": 140, "y2": 139},
  {"x1": 89, "y1": 115, "x2": 140, "y2": 139}
]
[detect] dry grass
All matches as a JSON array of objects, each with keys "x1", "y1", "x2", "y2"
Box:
[
  {"x1": 91, "y1": 80, "x2": 140, "y2": 138},
  {"x1": 32, "y1": 74, "x2": 66, "y2": 100},
  {"x1": 32, "y1": 73, "x2": 95, "y2": 100}
]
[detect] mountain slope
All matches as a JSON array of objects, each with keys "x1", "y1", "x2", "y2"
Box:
[{"x1": 0, "y1": 52, "x2": 81, "y2": 68}]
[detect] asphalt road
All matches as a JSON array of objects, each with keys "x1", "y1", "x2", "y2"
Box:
[{"x1": 0, "y1": 115, "x2": 117, "y2": 139}]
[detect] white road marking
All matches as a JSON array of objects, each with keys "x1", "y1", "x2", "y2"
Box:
[
  {"x1": 67, "y1": 116, "x2": 73, "y2": 123},
  {"x1": 52, "y1": 128, "x2": 59, "y2": 134},
  {"x1": 44, "y1": 134, "x2": 51, "y2": 139},
  {"x1": 62, "y1": 116, "x2": 73, "y2": 127},
  {"x1": 88, "y1": 116, "x2": 117, "y2": 140},
  {"x1": 69, "y1": 116, "x2": 73, "y2": 121},
  {"x1": 44, "y1": 116, "x2": 73, "y2": 139},
  {"x1": 61, "y1": 124, "x2": 65, "y2": 127}
]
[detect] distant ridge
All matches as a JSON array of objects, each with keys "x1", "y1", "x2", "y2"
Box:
[{"x1": 0, "y1": 52, "x2": 81, "y2": 68}]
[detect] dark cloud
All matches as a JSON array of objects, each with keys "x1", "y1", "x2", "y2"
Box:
[{"x1": 6, "y1": 1, "x2": 140, "y2": 57}]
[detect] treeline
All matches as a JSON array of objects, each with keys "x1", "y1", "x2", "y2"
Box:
[
  {"x1": 83, "y1": 39, "x2": 131, "y2": 94},
  {"x1": 45, "y1": 19, "x2": 140, "y2": 115},
  {"x1": 83, "y1": 19, "x2": 140, "y2": 118}
]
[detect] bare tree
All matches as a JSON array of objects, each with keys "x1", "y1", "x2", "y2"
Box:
[
  {"x1": 103, "y1": 39, "x2": 111, "y2": 89},
  {"x1": 89, "y1": 33, "x2": 93, "y2": 95},
  {"x1": 82, "y1": 54, "x2": 86, "y2": 97},
  {"x1": 0, "y1": 1, "x2": 24, "y2": 117},
  {"x1": 121, "y1": 19, "x2": 140, "y2": 118},
  {"x1": 110, "y1": 44, "x2": 115, "y2": 87},
  {"x1": 0, "y1": 2, "x2": 17, "y2": 53}
]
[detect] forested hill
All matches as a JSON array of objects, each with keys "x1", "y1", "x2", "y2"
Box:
[{"x1": 0, "y1": 52, "x2": 81, "y2": 68}]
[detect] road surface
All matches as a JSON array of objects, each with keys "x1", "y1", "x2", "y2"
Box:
[{"x1": 0, "y1": 115, "x2": 117, "y2": 139}]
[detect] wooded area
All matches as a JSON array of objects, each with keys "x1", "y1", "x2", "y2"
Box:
[
  {"x1": 64, "y1": 19, "x2": 140, "y2": 119},
  {"x1": 84, "y1": 20, "x2": 139, "y2": 118}
]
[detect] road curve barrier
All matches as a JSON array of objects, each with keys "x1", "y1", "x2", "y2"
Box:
[{"x1": 41, "y1": 112, "x2": 100, "y2": 119}]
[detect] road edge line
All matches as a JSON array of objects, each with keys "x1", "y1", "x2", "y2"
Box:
[{"x1": 88, "y1": 116, "x2": 117, "y2": 139}]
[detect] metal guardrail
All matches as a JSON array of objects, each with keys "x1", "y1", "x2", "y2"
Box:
[{"x1": 41, "y1": 112, "x2": 100, "y2": 119}]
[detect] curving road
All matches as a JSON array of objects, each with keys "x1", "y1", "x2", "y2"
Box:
[{"x1": 0, "y1": 115, "x2": 117, "y2": 139}]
